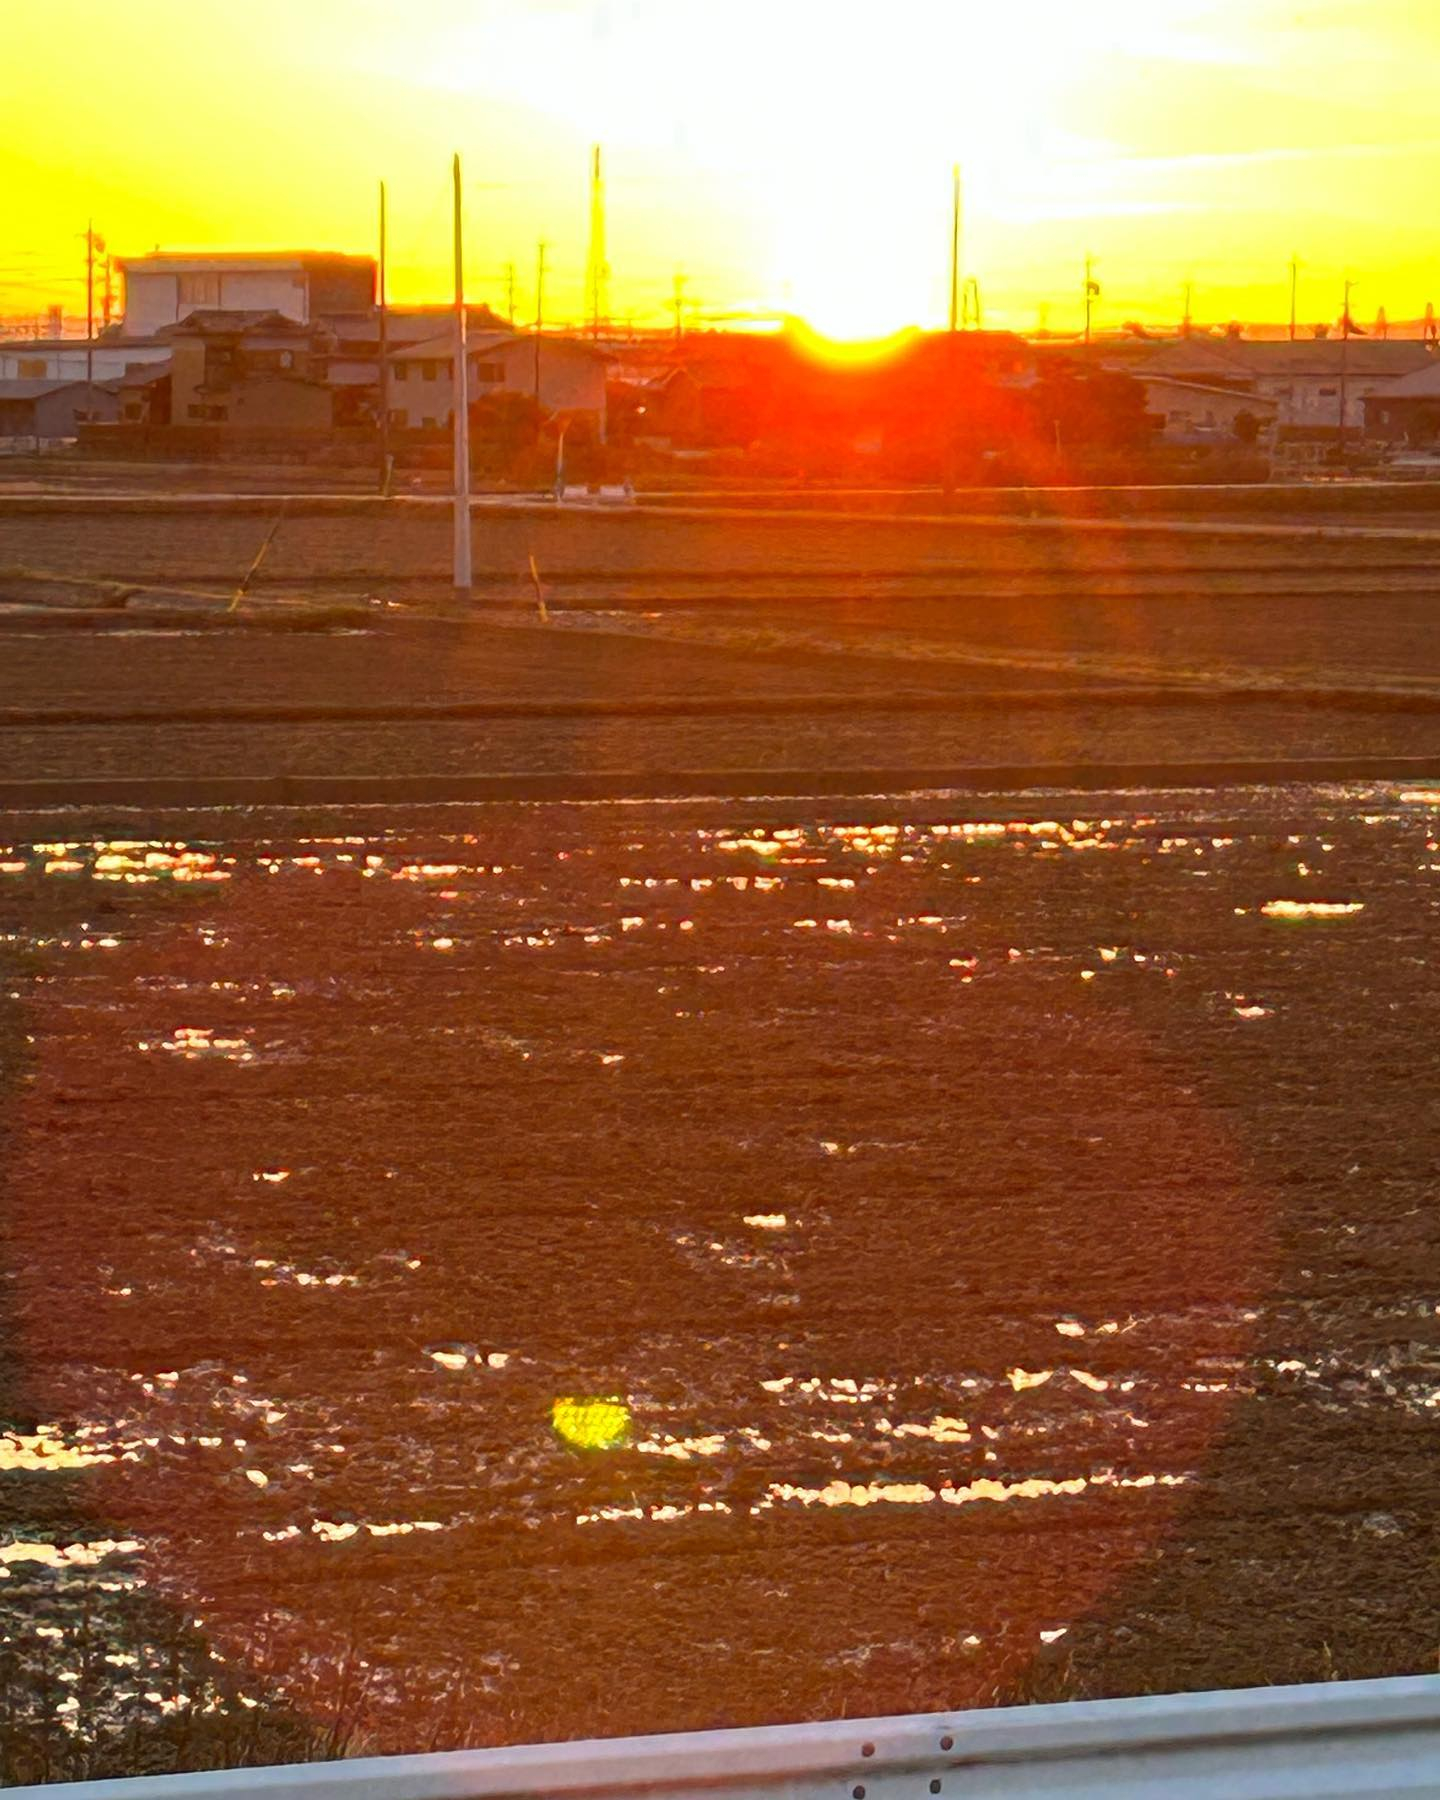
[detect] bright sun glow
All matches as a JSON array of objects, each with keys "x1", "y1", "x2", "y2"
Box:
[{"x1": 6, "y1": 0, "x2": 1440, "y2": 335}]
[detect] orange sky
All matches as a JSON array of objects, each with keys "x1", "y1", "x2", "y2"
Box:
[{"x1": 5, "y1": 0, "x2": 1440, "y2": 339}]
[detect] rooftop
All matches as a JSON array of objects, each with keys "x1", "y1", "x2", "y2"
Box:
[
  {"x1": 0, "y1": 377, "x2": 104, "y2": 400},
  {"x1": 1372, "y1": 359, "x2": 1440, "y2": 400},
  {"x1": 117, "y1": 251, "x2": 376, "y2": 274},
  {"x1": 162, "y1": 309, "x2": 317, "y2": 338},
  {"x1": 388, "y1": 331, "x2": 608, "y2": 363},
  {"x1": 1139, "y1": 337, "x2": 1436, "y2": 379}
]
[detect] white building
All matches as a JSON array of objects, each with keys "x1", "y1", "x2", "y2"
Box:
[
  {"x1": 387, "y1": 333, "x2": 608, "y2": 436},
  {"x1": 1139, "y1": 375, "x2": 1278, "y2": 443},
  {"x1": 117, "y1": 253, "x2": 375, "y2": 338},
  {"x1": 0, "y1": 336, "x2": 170, "y2": 382},
  {"x1": 1131, "y1": 336, "x2": 1436, "y2": 434}
]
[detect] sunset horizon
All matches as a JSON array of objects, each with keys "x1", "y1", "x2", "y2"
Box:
[{"x1": 7, "y1": 0, "x2": 1440, "y2": 342}]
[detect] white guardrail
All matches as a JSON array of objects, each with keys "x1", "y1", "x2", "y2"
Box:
[{"x1": 19, "y1": 1676, "x2": 1440, "y2": 1800}]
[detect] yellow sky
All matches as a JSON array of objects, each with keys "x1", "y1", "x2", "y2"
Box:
[{"x1": 4, "y1": 0, "x2": 1440, "y2": 338}]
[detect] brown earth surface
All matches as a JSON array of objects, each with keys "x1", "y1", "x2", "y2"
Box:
[
  {"x1": 4, "y1": 706, "x2": 1440, "y2": 789},
  {"x1": 3, "y1": 505, "x2": 1440, "y2": 1783},
  {"x1": 2, "y1": 785, "x2": 1440, "y2": 1782}
]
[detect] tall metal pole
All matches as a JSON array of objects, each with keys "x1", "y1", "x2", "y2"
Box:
[
  {"x1": 452, "y1": 154, "x2": 472, "y2": 599},
  {"x1": 948, "y1": 165, "x2": 961, "y2": 335},
  {"x1": 672, "y1": 271, "x2": 686, "y2": 347},
  {"x1": 1289, "y1": 254, "x2": 1299, "y2": 342},
  {"x1": 586, "y1": 144, "x2": 609, "y2": 342},
  {"x1": 533, "y1": 240, "x2": 547, "y2": 402},
  {"x1": 1338, "y1": 276, "x2": 1353, "y2": 463},
  {"x1": 85, "y1": 220, "x2": 95, "y2": 387},
  {"x1": 378, "y1": 179, "x2": 390, "y2": 495}
]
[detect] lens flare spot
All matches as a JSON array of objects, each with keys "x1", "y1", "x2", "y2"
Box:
[{"x1": 552, "y1": 1396, "x2": 630, "y2": 1450}]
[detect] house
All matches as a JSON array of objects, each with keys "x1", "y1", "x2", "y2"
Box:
[
  {"x1": 386, "y1": 333, "x2": 608, "y2": 436},
  {"x1": 1362, "y1": 360, "x2": 1440, "y2": 445},
  {"x1": 117, "y1": 253, "x2": 376, "y2": 338},
  {"x1": 1129, "y1": 337, "x2": 1435, "y2": 435},
  {"x1": 0, "y1": 379, "x2": 120, "y2": 446},
  {"x1": 608, "y1": 365, "x2": 706, "y2": 445},
  {"x1": 1139, "y1": 375, "x2": 1277, "y2": 443},
  {"x1": 114, "y1": 361, "x2": 172, "y2": 426},
  {"x1": 167, "y1": 311, "x2": 336, "y2": 431}
]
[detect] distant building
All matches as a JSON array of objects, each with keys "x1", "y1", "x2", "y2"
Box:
[
  {"x1": 382, "y1": 305, "x2": 509, "y2": 346},
  {"x1": 608, "y1": 365, "x2": 706, "y2": 445},
  {"x1": 1139, "y1": 375, "x2": 1278, "y2": 443},
  {"x1": 167, "y1": 311, "x2": 338, "y2": 431},
  {"x1": 0, "y1": 334, "x2": 169, "y2": 383},
  {"x1": 0, "y1": 379, "x2": 120, "y2": 446},
  {"x1": 114, "y1": 362, "x2": 172, "y2": 426},
  {"x1": 117, "y1": 253, "x2": 375, "y2": 338},
  {"x1": 1363, "y1": 360, "x2": 1440, "y2": 445},
  {"x1": 387, "y1": 333, "x2": 608, "y2": 435},
  {"x1": 1128, "y1": 337, "x2": 1435, "y2": 435}
]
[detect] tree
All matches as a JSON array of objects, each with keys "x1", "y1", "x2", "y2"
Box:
[{"x1": 1026, "y1": 360, "x2": 1150, "y2": 450}]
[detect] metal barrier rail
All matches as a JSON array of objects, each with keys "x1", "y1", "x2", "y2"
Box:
[{"x1": 21, "y1": 1675, "x2": 1440, "y2": 1799}]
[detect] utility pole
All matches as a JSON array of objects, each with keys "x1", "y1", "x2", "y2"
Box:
[
  {"x1": 1083, "y1": 254, "x2": 1098, "y2": 346},
  {"x1": 1181, "y1": 280, "x2": 1192, "y2": 338},
  {"x1": 948, "y1": 164, "x2": 961, "y2": 335},
  {"x1": 378, "y1": 179, "x2": 391, "y2": 495},
  {"x1": 942, "y1": 166, "x2": 961, "y2": 500},
  {"x1": 585, "y1": 144, "x2": 610, "y2": 342},
  {"x1": 504, "y1": 261, "x2": 516, "y2": 330},
  {"x1": 85, "y1": 220, "x2": 95, "y2": 386},
  {"x1": 1337, "y1": 275, "x2": 1355, "y2": 465},
  {"x1": 672, "y1": 271, "x2": 686, "y2": 347},
  {"x1": 1289, "y1": 254, "x2": 1299, "y2": 342},
  {"x1": 452, "y1": 154, "x2": 472, "y2": 599},
  {"x1": 533, "y1": 240, "x2": 547, "y2": 402}
]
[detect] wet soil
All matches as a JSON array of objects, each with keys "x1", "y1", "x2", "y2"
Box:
[
  {"x1": 2, "y1": 786, "x2": 1440, "y2": 1778},
  {"x1": 3, "y1": 505, "x2": 1440, "y2": 1780}
]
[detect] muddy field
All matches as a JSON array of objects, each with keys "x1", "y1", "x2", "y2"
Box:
[
  {"x1": 3, "y1": 503, "x2": 1440, "y2": 1782},
  {"x1": 9, "y1": 502, "x2": 1440, "y2": 696},
  {"x1": 10, "y1": 704, "x2": 1440, "y2": 788},
  {"x1": 5, "y1": 503, "x2": 1440, "y2": 802},
  {"x1": 3, "y1": 783, "x2": 1440, "y2": 1782}
]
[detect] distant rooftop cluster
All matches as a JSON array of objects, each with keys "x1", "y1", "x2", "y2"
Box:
[{"x1": 3, "y1": 248, "x2": 1438, "y2": 476}]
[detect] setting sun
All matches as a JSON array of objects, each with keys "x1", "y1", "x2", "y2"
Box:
[{"x1": 7, "y1": 0, "x2": 1440, "y2": 336}]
